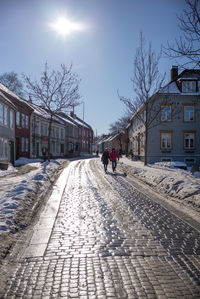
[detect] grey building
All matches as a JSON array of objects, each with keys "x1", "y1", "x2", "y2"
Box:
[
  {"x1": 128, "y1": 66, "x2": 200, "y2": 166},
  {"x1": 0, "y1": 90, "x2": 16, "y2": 167}
]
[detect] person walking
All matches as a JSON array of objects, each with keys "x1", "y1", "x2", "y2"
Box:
[
  {"x1": 109, "y1": 148, "x2": 119, "y2": 172},
  {"x1": 42, "y1": 146, "x2": 47, "y2": 162},
  {"x1": 101, "y1": 148, "x2": 109, "y2": 172}
]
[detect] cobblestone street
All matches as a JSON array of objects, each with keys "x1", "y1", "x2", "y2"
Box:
[{"x1": 1, "y1": 158, "x2": 200, "y2": 298}]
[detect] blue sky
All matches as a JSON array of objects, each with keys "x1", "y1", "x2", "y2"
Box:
[{"x1": 0, "y1": 0, "x2": 186, "y2": 135}]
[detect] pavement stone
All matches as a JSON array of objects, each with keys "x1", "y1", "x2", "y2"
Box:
[{"x1": 1, "y1": 158, "x2": 200, "y2": 298}]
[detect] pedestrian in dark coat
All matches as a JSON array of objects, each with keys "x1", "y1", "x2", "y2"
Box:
[
  {"x1": 101, "y1": 148, "x2": 109, "y2": 172},
  {"x1": 42, "y1": 146, "x2": 47, "y2": 162}
]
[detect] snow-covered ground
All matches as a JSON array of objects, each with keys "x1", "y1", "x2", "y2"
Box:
[
  {"x1": 1, "y1": 156, "x2": 200, "y2": 232},
  {"x1": 0, "y1": 157, "x2": 68, "y2": 235},
  {"x1": 119, "y1": 157, "x2": 200, "y2": 210},
  {"x1": 0, "y1": 155, "x2": 200, "y2": 260}
]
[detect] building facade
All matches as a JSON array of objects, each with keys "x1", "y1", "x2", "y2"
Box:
[
  {"x1": 0, "y1": 82, "x2": 94, "y2": 163},
  {"x1": 127, "y1": 67, "x2": 200, "y2": 166},
  {"x1": 0, "y1": 91, "x2": 16, "y2": 167},
  {"x1": 29, "y1": 103, "x2": 66, "y2": 159}
]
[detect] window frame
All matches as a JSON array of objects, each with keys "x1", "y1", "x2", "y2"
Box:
[
  {"x1": 25, "y1": 115, "x2": 29, "y2": 129},
  {"x1": 16, "y1": 111, "x2": 20, "y2": 127},
  {"x1": 183, "y1": 104, "x2": 196, "y2": 122},
  {"x1": 182, "y1": 80, "x2": 197, "y2": 93},
  {"x1": 160, "y1": 104, "x2": 172, "y2": 122},
  {"x1": 183, "y1": 131, "x2": 196, "y2": 150},
  {"x1": 160, "y1": 130, "x2": 173, "y2": 150},
  {"x1": 3, "y1": 106, "x2": 8, "y2": 127},
  {"x1": 21, "y1": 113, "x2": 26, "y2": 128},
  {"x1": 10, "y1": 110, "x2": 14, "y2": 129},
  {"x1": 0, "y1": 103, "x2": 3, "y2": 124}
]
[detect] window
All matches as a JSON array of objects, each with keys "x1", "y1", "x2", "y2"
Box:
[
  {"x1": 21, "y1": 113, "x2": 25, "y2": 128},
  {"x1": 183, "y1": 104, "x2": 195, "y2": 122},
  {"x1": 184, "y1": 131, "x2": 195, "y2": 149},
  {"x1": 21, "y1": 137, "x2": 25, "y2": 152},
  {"x1": 41, "y1": 123, "x2": 48, "y2": 136},
  {"x1": 182, "y1": 80, "x2": 196, "y2": 92},
  {"x1": 61, "y1": 129, "x2": 64, "y2": 139},
  {"x1": 185, "y1": 158, "x2": 196, "y2": 164},
  {"x1": 161, "y1": 105, "x2": 172, "y2": 122},
  {"x1": 25, "y1": 115, "x2": 29, "y2": 128},
  {"x1": 4, "y1": 106, "x2": 8, "y2": 126},
  {"x1": 25, "y1": 138, "x2": 29, "y2": 152},
  {"x1": 16, "y1": 112, "x2": 20, "y2": 126},
  {"x1": 21, "y1": 137, "x2": 29, "y2": 152},
  {"x1": 55, "y1": 127, "x2": 59, "y2": 138},
  {"x1": 0, "y1": 138, "x2": 8, "y2": 159},
  {"x1": 10, "y1": 110, "x2": 14, "y2": 129},
  {"x1": 160, "y1": 131, "x2": 172, "y2": 149},
  {"x1": 0, "y1": 103, "x2": 3, "y2": 124},
  {"x1": 56, "y1": 142, "x2": 59, "y2": 153},
  {"x1": 52, "y1": 141, "x2": 56, "y2": 152}
]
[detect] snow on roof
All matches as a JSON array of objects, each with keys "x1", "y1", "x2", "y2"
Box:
[
  {"x1": 159, "y1": 81, "x2": 180, "y2": 94},
  {"x1": 0, "y1": 83, "x2": 33, "y2": 111},
  {"x1": 57, "y1": 114, "x2": 78, "y2": 127},
  {"x1": 178, "y1": 69, "x2": 200, "y2": 80},
  {"x1": 27, "y1": 102, "x2": 65, "y2": 125},
  {"x1": 68, "y1": 115, "x2": 91, "y2": 129},
  {"x1": 108, "y1": 133, "x2": 120, "y2": 141},
  {"x1": 0, "y1": 83, "x2": 22, "y2": 101},
  {"x1": 0, "y1": 90, "x2": 17, "y2": 110}
]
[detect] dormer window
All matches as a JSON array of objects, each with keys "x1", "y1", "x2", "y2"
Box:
[{"x1": 182, "y1": 80, "x2": 196, "y2": 92}]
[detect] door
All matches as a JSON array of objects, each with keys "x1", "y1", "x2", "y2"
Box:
[
  {"x1": 15, "y1": 137, "x2": 20, "y2": 159},
  {"x1": 9, "y1": 141, "x2": 15, "y2": 165},
  {"x1": 36, "y1": 142, "x2": 39, "y2": 158},
  {"x1": 137, "y1": 134, "x2": 140, "y2": 156}
]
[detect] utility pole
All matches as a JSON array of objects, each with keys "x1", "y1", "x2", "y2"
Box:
[{"x1": 83, "y1": 102, "x2": 85, "y2": 121}]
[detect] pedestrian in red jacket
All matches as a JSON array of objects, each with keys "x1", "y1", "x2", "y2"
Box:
[{"x1": 109, "y1": 148, "x2": 119, "y2": 172}]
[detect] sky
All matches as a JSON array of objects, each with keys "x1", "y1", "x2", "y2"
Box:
[{"x1": 0, "y1": 0, "x2": 187, "y2": 135}]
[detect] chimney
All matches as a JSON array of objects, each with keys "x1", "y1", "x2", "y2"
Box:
[
  {"x1": 170, "y1": 66, "x2": 178, "y2": 81},
  {"x1": 70, "y1": 111, "x2": 76, "y2": 118}
]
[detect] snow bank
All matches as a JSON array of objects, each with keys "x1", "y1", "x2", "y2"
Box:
[
  {"x1": 0, "y1": 159, "x2": 66, "y2": 234},
  {"x1": 122, "y1": 159, "x2": 200, "y2": 206},
  {"x1": 0, "y1": 164, "x2": 17, "y2": 177}
]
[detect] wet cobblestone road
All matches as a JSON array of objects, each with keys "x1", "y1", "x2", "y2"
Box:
[{"x1": 2, "y1": 159, "x2": 200, "y2": 298}]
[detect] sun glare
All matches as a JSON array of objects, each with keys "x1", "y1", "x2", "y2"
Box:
[{"x1": 50, "y1": 17, "x2": 84, "y2": 36}]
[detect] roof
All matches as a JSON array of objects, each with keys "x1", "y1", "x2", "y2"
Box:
[
  {"x1": 159, "y1": 69, "x2": 200, "y2": 95},
  {"x1": 128, "y1": 68, "x2": 200, "y2": 125},
  {"x1": 56, "y1": 114, "x2": 78, "y2": 127},
  {"x1": 25, "y1": 101, "x2": 65, "y2": 125},
  {"x1": 0, "y1": 83, "x2": 33, "y2": 111},
  {"x1": 177, "y1": 69, "x2": 200, "y2": 80},
  {"x1": 0, "y1": 90, "x2": 17, "y2": 110},
  {"x1": 159, "y1": 81, "x2": 180, "y2": 94},
  {"x1": 68, "y1": 114, "x2": 92, "y2": 130}
]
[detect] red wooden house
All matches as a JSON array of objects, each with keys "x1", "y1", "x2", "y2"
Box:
[{"x1": 0, "y1": 83, "x2": 33, "y2": 159}]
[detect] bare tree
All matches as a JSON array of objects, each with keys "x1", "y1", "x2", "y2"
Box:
[
  {"x1": 0, "y1": 71, "x2": 24, "y2": 97},
  {"x1": 164, "y1": 0, "x2": 200, "y2": 68},
  {"x1": 119, "y1": 33, "x2": 165, "y2": 165},
  {"x1": 24, "y1": 62, "x2": 82, "y2": 160},
  {"x1": 109, "y1": 112, "x2": 131, "y2": 134}
]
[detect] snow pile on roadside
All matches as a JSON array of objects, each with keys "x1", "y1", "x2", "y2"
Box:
[
  {"x1": 15, "y1": 157, "x2": 43, "y2": 166},
  {"x1": 0, "y1": 164, "x2": 17, "y2": 177},
  {"x1": 0, "y1": 158, "x2": 66, "y2": 234},
  {"x1": 124, "y1": 159, "x2": 200, "y2": 206}
]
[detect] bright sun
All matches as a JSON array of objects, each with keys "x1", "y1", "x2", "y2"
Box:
[{"x1": 50, "y1": 17, "x2": 84, "y2": 36}]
